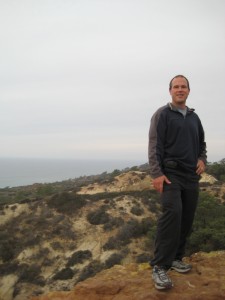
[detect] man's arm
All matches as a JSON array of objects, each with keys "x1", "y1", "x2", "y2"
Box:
[
  {"x1": 148, "y1": 108, "x2": 165, "y2": 178},
  {"x1": 198, "y1": 118, "x2": 207, "y2": 164},
  {"x1": 196, "y1": 118, "x2": 207, "y2": 175},
  {"x1": 148, "y1": 107, "x2": 171, "y2": 192}
]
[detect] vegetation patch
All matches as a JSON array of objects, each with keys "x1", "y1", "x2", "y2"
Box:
[
  {"x1": 186, "y1": 191, "x2": 225, "y2": 254},
  {"x1": 103, "y1": 216, "x2": 124, "y2": 231},
  {"x1": 77, "y1": 260, "x2": 104, "y2": 283},
  {"x1": 53, "y1": 267, "x2": 76, "y2": 280},
  {"x1": 105, "y1": 253, "x2": 124, "y2": 269},
  {"x1": 0, "y1": 232, "x2": 18, "y2": 262},
  {"x1": 136, "y1": 253, "x2": 151, "y2": 263},
  {"x1": 18, "y1": 263, "x2": 45, "y2": 286},
  {"x1": 66, "y1": 250, "x2": 92, "y2": 267},
  {"x1": 130, "y1": 205, "x2": 144, "y2": 216},
  {"x1": 87, "y1": 206, "x2": 110, "y2": 225},
  {"x1": 0, "y1": 262, "x2": 19, "y2": 276},
  {"x1": 103, "y1": 218, "x2": 152, "y2": 250},
  {"x1": 47, "y1": 192, "x2": 87, "y2": 214}
]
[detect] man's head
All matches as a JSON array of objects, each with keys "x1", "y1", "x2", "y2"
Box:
[
  {"x1": 169, "y1": 75, "x2": 190, "y2": 108},
  {"x1": 169, "y1": 75, "x2": 190, "y2": 91}
]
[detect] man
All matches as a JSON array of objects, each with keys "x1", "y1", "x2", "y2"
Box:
[{"x1": 148, "y1": 75, "x2": 207, "y2": 290}]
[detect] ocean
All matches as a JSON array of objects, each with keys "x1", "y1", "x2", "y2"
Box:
[{"x1": 0, "y1": 158, "x2": 145, "y2": 188}]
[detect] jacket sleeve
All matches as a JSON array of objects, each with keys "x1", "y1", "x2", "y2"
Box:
[
  {"x1": 198, "y1": 119, "x2": 207, "y2": 164},
  {"x1": 148, "y1": 109, "x2": 166, "y2": 178}
]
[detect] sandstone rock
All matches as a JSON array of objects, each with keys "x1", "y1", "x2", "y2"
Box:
[
  {"x1": 31, "y1": 251, "x2": 225, "y2": 300},
  {"x1": 78, "y1": 171, "x2": 153, "y2": 194},
  {"x1": 0, "y1": 274, "x2": 18, "y2": 300},
  {"x1": 200, "y1": 173, "x2": 217, "y2": 184}
]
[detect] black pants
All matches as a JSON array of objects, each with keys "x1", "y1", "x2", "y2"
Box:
[{"x1": 150, "y1": 172, "x2": 199, "y2": 268}]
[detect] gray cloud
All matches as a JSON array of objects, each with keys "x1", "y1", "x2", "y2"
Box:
[{"x1": 0, "y1": 0, "x2": 225, "y2": 162}]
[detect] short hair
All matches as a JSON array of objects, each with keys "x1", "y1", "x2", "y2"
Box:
[{"x1": 169, "y1": 75, "x2": 190, "y2": 90}]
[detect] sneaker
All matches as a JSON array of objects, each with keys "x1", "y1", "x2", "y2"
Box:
[
  {"x1": 171, "y1": 260, "x2": 192, "y2": 273},
  {"x1": 152, "y1": 266, "x2": 173, "y2": 290}
]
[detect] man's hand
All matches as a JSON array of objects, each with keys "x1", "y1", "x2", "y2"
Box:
[
  {"x1": 153, "y1": 175, "x2": 171, "y2": 193},
  {"x1": 196, "y1": 159, "x2": 205, "y2": 175}
]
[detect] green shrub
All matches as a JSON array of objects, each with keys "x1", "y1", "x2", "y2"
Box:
[
  {"x1": 42, "y1": 258, "x2": 53, "y2": 267},
  {"x1": 103, "y1": 216, "x2": 124, "y2": 231},
  {"x1": 103, "y1": 236, "x2": 123, "y2": 250},
  {"x1": 87, "y1": 206, "x2": 110, "y2": 225},
  {"x1": 53, "y1": 267, "x2": 76, "y2": 280},
  {"x1": 50, "y1": 241, "x2": 62, "y2": 250},
  {"x1": 135, "y1": 253, "x2": 151, "y2": 263},
  {"x1": 48, "y1": 192, "x2": 86, "y2": 214},
  {"x1": 105, "y1": 253, "x2": 124, "y2": 269},
  {"x1": 0, "y1": 240, "x2": 16, "y2": 262},
  {"x1": 206, "y1": 159, "x2": 225, "y2": 181},
  {"x1": 32, "y1": 247, "x2": 50, "y2": 261},
  {"x1": 18, "y1": 264, "x2": 44, "y2": 285},
  {"x1": 141, "y1": 198, "x2": 158, "y2": 213},
  {"x1": 142, "y1": 217, "x2": 155, "y2": 231},
  {"x1": 186, "y1": 192, "x2": 225, "y2": 254},
  {"x1": 117, "y1": 219, "x2": 143, "y2": 241},
  {"x1": 36, "y1": 184, "x2": 54, "y2": 196},
  {"x1": 0, "y1": 262, "x2": 19, "y2": 276},
  {"x1": 10, "y1": 205, "x2": 17, "y2": 211},
  {"x1": 103, "y1": 219, "x2": 148, "y2": 250},
  {"x1": 146, "y1": 223, "x2": 157, "y2": 238},
  {"x1": 130, "y1": 205, "x2": 144, "y2": 216},
  {"x1": 66, "y1": 250, "x2": 92, "y2": 267},
  {"x1": 51, "y1": 223, "x2": 76, "y2": 240},
  {"x1": 77, "y1": 260, "x2": 104, "y2": 283},
  {"x1": 23, "y1": 234, "x2": 41, "y2": 248}
]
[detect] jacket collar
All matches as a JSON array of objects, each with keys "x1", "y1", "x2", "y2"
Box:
[{"x1": 167, "y1": 102, "x2": 195, "y2": 113}]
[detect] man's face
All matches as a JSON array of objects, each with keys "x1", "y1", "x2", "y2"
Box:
[{"x1": 169, "y1": 77, "x2": 190, "y2": 107}]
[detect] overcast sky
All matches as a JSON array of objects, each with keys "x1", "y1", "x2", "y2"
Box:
[{"x1": 1, "y1": 0, "x2": 225, "y2": 163}]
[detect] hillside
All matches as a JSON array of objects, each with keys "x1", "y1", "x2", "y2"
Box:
[{"x1": 0, "y1": 168, "x2": 224, "y2": 300}]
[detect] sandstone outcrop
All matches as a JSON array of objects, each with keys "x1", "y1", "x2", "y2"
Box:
[
  {"x1": 200, "y1": 173, "x2": 217, "y2": 184},
  {"x1": 31, "y1": 251, "x2": 225, "y2": 300},
  {"x1": 77, "y1": 171, "x2": 153, "y2": 194},
  {"x1": 78, "y1": 171, "x2": 218, "y2": 195}
]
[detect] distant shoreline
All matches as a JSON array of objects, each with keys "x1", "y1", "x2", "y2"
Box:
[{"x1": 0, "y1": 158, "x2": 145, "y2": 188}]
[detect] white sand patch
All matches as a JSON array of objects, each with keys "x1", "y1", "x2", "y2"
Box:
[{"x1": 0, "y1": 274, "x2": 18, "y2": 300}]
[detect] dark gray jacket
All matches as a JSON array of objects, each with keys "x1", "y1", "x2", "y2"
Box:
[{"x1": 148, "y1": 103, "x2": 207, "y2": 178}]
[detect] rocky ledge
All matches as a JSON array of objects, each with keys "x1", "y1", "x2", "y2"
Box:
[{"x1": 31, "y1": 251, "x2": 225, "y2": 300}]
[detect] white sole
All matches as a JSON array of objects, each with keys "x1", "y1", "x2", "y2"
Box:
[
  {"x1": 171, "y1": 267, "x2": 191, "y2": 273},
  {"x1": 152, "y1": 275, "x2": 173, "y2": 290},
  {"x1": 154, "y1": 283, "x2": 173, "y2": 290}
]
